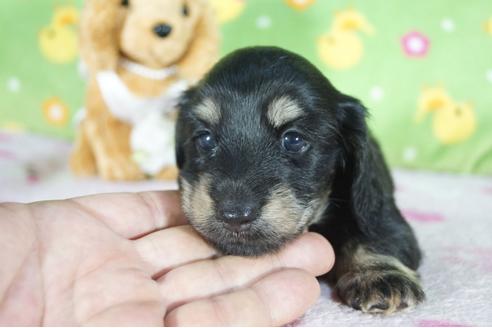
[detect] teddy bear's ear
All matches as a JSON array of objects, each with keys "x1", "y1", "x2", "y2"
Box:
[
  {"x1": 177, "y1": 0, "x2": 220, "y2": 82},
  {"x1": 80, "y1": 0, "x2": 122, "y2": 73}
]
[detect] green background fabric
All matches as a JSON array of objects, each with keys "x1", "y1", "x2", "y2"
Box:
[{"x1": 1, "y1": 0, "x2": 491, "y2": 174}]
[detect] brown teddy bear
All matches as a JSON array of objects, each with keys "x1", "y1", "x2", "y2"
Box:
[{"x1": 70, "y1": 0, "x2": 219, "y2": 180}]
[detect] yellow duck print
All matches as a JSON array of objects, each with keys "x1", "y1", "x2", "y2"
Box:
[
  {"x1": 285, "y1": 0, "x2": 316, "y2": 11},
  {"x1": 417, "y1": 87, "x2": 477, "y2": 144},
  {"x1": 485, "y1": 17, "x2": 492, "y2": 36},
  {"x1": 209, "y1": 0, "x2": 245, "y2": 24},
  {"x1": 0, "y1": 122, "x2": 26, "y2": 133},
  {"x1": 317, "y1": 8, "x2": 374, "y2": 70},
  {"x1": 39, "y1": 5, "x2": 79, "y2": 64}
]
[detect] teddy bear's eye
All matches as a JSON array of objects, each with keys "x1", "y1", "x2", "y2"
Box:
[
  {"x1": 182, "y1": 3, "x2": 189, "y2": 16},
  {"x1": 121, "y1": 0, "x2": 129, "y2": 7}
]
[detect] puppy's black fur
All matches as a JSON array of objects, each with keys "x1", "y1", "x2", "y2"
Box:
[{"x1": 176, "y1": 47, "x2": 424, "y2": 314}]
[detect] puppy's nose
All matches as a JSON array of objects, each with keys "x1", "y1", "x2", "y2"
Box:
[
  {"x1": 218, "y1": 204, "x2": 257, "y2": 231},
  {"x1": 153, "y1": 23, "x2": 172, "y2": 38}
]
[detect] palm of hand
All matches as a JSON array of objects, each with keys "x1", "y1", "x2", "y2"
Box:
[
  {"x1": 38, "y1": 202, "x2": 163, "y2": 325},
  {"x1": 0, "y1": 192, "x2": 333, "y2": 326}
]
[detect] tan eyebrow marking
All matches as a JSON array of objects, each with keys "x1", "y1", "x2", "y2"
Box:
[
  {"x1": 194, "y1": 98, "x2": 221, "y2": 124},
  {"x1": 267, "y1": 96, "x2": 304, "y2": 128}
]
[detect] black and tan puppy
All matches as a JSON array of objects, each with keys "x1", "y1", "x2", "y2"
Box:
[{"x1": 175, "y1": 47, "x2": 424, "y2": 314}]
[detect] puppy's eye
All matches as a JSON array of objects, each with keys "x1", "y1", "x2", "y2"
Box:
[
  {"x1": 282, "y1": 131, "x2": 309, "y2": 153},
  {"x1": 121, "y1": 0, "x2": 129, "y2": 7},
  {"x1": 182, "y1": 3, "x2": 189, "y2": 16},
  {"x1": 196, "y1": 132, "x2": 216, "y2": 152}
]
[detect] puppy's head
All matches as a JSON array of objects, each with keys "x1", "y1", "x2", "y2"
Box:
[{"x1": 176, "y1": 47, "x2": 368, "y2": 256}]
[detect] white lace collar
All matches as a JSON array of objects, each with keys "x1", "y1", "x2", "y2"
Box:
[{"x1": 119, "y1": 58, "x2": 178, "y2": 80}]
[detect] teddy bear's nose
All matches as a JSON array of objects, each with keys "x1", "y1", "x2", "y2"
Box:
[{"x1": 153, "y1": 23, "x2": 172, "y2": 38}]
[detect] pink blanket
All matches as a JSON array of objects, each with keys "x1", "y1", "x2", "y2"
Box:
[{"x1": 1, "y1": 131, "x2": 491, "y2": 326}]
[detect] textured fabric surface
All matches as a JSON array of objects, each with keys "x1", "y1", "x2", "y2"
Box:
[
  {"x1": 297, "y1": 170, "x2": 492, "y2": 326},
  {"x1": 0, "y1": 131, "x2": 176, "y2": 202},
  {"x1": 1, "y1": 0, "x2": 492, "y2": 174},
  {"x1": 1, "y1": 131, "x2": 491, "y2": 326}
]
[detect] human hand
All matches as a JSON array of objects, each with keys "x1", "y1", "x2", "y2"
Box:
[{"x1": 0, "y1": 191, "x2": 334, "y2": 326}]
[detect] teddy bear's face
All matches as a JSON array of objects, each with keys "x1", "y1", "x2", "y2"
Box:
[{"x1": 119, "y1": 0, "x2": 201, "y2": 68}]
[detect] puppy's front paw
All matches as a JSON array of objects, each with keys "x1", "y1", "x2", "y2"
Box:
[{"x1": 336, "y1": 267, "x2": 424, "y2": 314}]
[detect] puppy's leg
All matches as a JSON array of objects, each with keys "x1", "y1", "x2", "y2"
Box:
[
  {"x1": 327, "y1": 154, "x2": 425, "y2": 314},
  {"x1": 334, "y1": 242, "x2": 424, "y2": 314},
  {"x1": 320, "y1": 99, "x2": 425, "y2": 314}
]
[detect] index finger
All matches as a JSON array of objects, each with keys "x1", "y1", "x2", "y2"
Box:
[{"x1": 70, "y1": 190, "x2": 186, "y2": 239}]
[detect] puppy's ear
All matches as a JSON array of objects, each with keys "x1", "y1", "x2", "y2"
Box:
[
  {"x1": 336, "y1": 96, "x2": 390, "y2": 233},
  {"x1": 175, "y1": 138, "x2": 185, "y2": 169},
  {"x1": 175, "y1": 108, "x2": 187, "y2": 170},
  {"x1": 175, "y1": 88, "x2": 197, "y2": 169},
  {"x1": 177, "y1": 0, "x2": 220, "y2": 82},
  {"x1": 80, "y1": 0, "x2": 122, "y2": 73}
]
